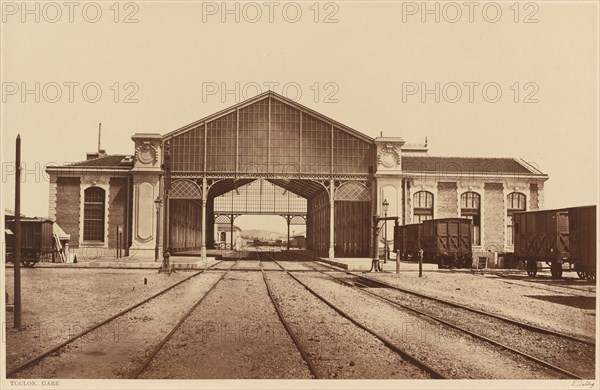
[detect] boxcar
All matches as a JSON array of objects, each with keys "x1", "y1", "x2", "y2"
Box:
[
  {"x1": 393, "y1": 223, "x2": 423, "y2": 261},
  {"x1": 513, "y1": 209, "x2": 570, "y2": 277},
  {"x1": 568, "y1": 205, "x2": 596, "y2": 280},
  {"x1": 421, "y1": 218, "x2": 472, "y2": 268},
  {"x1": 5, "y1": 217, "x2": 55, "y2": 267}
]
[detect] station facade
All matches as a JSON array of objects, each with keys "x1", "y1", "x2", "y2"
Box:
[{"x1": 46, "y1": 91, "x2": 548, "y2": 265}]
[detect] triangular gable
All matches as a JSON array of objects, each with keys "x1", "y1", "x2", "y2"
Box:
[{"x1": 162, "y1": 91, "x2": 374, "y2": 144}]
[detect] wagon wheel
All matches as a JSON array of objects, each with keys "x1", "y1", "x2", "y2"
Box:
[
  {"x1": 586, "y1": 272, "x2": 596, "y2": 282},
  {"x1": 550, "y1": 263, "x2": 563, "y2": 278},
  {"x1": 577, "y1": 271, "x2": 587, "y2": 279},
  {"x1": 22, "y1": 259, "x2": 36, "y2": 268},
  {"x1": 526, "y1": 261, "x2": 537, "y2": 277}
]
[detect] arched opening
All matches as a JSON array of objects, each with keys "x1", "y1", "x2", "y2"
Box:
[
  {"x1": 413, "y1": 191, "x2": 434, "y2": 223},
  {"x1": 461, "y1": 191, "x2": 481, "y2": 246},
  {"x1": 83, "y1": 186, "x2": 105, "y2": 242},
  {"x1": 506, "y1": 192, "x2": 526, "y2": 245}
]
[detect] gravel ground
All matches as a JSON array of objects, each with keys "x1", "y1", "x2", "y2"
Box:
[
  {"x1": 7, "y1": 260, "x2": 593, "y2": 380},
  {"x1": 293, "y1": 271, "x2": 564, "y2": 379},
  {"x1": 5, "y1": 267, "x2": 190, "y2": 372},
  {"x1": 364, "y1": 271, "x2": 596, "y2": 340},
  {"x1": 488, "y1": 274, "x2": 596, "y2": 296},
  {"x1": 210, "y1": 261, "x2": 237, "y2": 270},
  {"x1": 11, "y1": 271, "x2": 226, "y2": 379},
  {"x1": 259, "y1": 261, "x2": 283, "y2": 271},
  {"x1": 275, "y1": 261, "x2": 315, "y2": 271},
  {"x1": 263, "y1": 271, "x2": 429, "y2": 379},
  {"x1": 232, "y1": 260, "x2": 261, "y2": 270},
  {"x1": 140, "y1": 271, "x2": 312, "y2": 379}
]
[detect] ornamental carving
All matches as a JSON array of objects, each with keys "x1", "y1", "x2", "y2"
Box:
[
  {"x1": 135, "y1": 142, "x2": 158, "y2": 165},
  {"x1": 377, "y1": 145, "x2": 400, "y2": 168}
]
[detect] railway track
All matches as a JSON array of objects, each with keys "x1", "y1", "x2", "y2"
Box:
[
  {"x1": 7, "y1": 260, "x2": 226, "y2": 378},
  {"x1": 256, "y1": 252, "x2": 319, "y2": 378},
  {"x1": 490, "y1": 272, "x2": 596, "y2": 295},
  {"x1": 130, "y1": 260, "x2": 239, "y2": 378},
  {"x1": 279, "y1": 253, "x2": 593, "y2": 379},
  {"x1": 260, "y1": 251, "x2": 446, "y2": 379}
]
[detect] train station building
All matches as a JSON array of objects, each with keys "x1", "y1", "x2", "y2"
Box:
[{"x1": 46, "y1": 91, "x2": 549, "y2": 266}]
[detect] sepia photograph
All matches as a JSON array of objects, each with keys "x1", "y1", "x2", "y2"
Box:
[{"x1": 1, "y1": 1, "x2": 598, "y2": 389}]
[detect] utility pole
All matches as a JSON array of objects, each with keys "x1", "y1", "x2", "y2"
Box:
[{"x1": 14, "y1": 135, "x2": 22, "y2": 329}]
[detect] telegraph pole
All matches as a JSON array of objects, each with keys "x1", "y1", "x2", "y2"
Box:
[{"x1": 14, "y1": 135, "x2": 22, "y2": 329}]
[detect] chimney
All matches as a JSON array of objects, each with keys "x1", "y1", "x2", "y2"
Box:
[{"x1": 86, "y1": 123, "x2": 106, "y2": 160}]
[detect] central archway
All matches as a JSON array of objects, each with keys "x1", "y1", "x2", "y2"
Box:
[{"x1": 163, "y1": 91, "x2": 375, "y2": 258}]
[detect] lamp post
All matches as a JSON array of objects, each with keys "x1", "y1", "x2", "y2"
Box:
[
  {"x1": 382, "y1": 199, "x2": 389, "y2": 264},
  {"x1": 162, "y1": 140, "x2": 171, "y2": 273},
  {"x1": 154, "y1": 197, "x2": 162, "y2": 261}
]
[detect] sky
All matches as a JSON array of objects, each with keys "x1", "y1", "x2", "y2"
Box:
[{"x1": 1, "y1": 1, "x2": 598, "y2": 233}]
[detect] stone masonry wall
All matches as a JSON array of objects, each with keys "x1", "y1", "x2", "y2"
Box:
[{"x1": 436, "y1": 182, "x2": 458, "y2": 218}]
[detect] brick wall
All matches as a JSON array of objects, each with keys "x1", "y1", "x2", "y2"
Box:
[
  {"x1": 48, "y1": 175, "x2": 57, "y2": 220},
  {"x1": 483, "y1": 183, "x2": 505, "y2": 253},
  {"x1": 108, "y1": 178, "x2": 128, "y2": 249},
  {"x1": 56, "y1": 177, "x2": 80, "y2": 247},
  {"x1": 436, "y1": 182, "x2": 458, "y2": 218},
  {"x1": 529, "y1": 183, "x2": 539, "y2": 210}
]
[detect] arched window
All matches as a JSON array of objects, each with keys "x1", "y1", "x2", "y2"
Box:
[
  {"x1": 83, "y1": 187, "x2": 105, "y2": 242},
  {"x1": 220, "y1": 231, "x2": 226, "y2": 242},
  {"x1": 461, "y1": 192, "x2": 481, "y2": 246},
  {"x1": 507, "y1": 192, "x2": 526, "y2": 245},
  {"x1": 413, "y1": 191, "x2": 434, "y2": 223}
]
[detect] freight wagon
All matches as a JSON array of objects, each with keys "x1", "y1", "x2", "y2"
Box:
[
  {"x1": 568, "y1": 205, "x2": 596, "y2": 281},
  {"x1": 513, "y1": 206, "x2": 596, "y2": 279},
  {"x1": 5, "y1": 217, "x2": 55, "y2": 267},
  {"x1": 421, "y1": 218, "x2": 472, "y2": 268},
  {"x1": 513, "y1": 208, "x2": 569, "y2": 277},
  {"x1": 393, "y1": 223, "x2": 423, "y2": 262}
]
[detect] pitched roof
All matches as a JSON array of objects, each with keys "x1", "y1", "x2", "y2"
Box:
[
  {"x1": 51, "y1": 155, "x2": 134, "y2": 169},
  {"x1": 163, "y1": 90, "x2": 374, "y2": 143},
  {"x1": 4, "y1": 208, "x2": 25, "y2": 217},
  {"x1": 216, "y1": 223, "x2": 241, "y2": 230},
  {"x1": 401, "y1": 156, "x2": 546, "y2": 176}
]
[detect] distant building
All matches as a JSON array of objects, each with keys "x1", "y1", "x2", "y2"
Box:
[
  {"x1": 215, "y1": 223, "x2": 241, "y2": 250},
  {"x1": 291, "y1": 231, "x2": 306, "y2": 249}
]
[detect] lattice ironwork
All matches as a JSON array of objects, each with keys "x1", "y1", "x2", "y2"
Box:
[
  {"x1": 214, "y1": 215, "x2": 232, "y2": 223},
  {"x1": 167, "y1": 94, "x2": 374, "y2": 176},
  {"x1": 335, "y1": 182, "x2": 370, "y2": 201},
  {"x1": 170, "y1": 179, "x2": 202, "y2": 199},
  {"x1": 214, "y1": 179, "x2": 307, "y2": 215},
  {"x1": 289, "y1": 215, "x2": 306, "y2": 225}
]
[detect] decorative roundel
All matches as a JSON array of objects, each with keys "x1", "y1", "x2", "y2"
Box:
[
  {"x1": 136, "y1": 142, "x2": 157, "y2": 164},
  {"x1": 378, "y1": 146, "x2": 399, "y2": 168}
]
